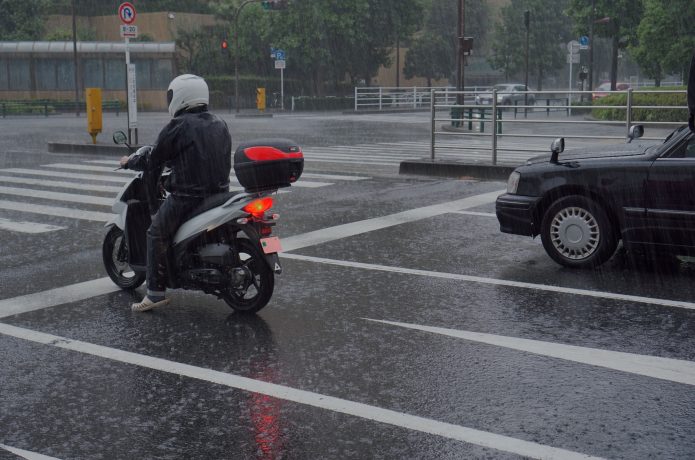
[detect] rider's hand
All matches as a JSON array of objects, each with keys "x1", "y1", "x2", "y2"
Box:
[{"x1": 119, "y1": 155, "x2": 130, "y2": 169}]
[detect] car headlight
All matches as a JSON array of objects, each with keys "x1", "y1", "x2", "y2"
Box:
[{"x1": 507, "y1": 171, "x2": 520, "y2": 194}]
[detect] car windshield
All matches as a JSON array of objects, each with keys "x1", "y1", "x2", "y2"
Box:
[
  {"x1": 645, "y1": 125, "x2": 690, "y2": 154},
  {"x1": 494, "y1": 84, "x2": 514, "y2": 92}
]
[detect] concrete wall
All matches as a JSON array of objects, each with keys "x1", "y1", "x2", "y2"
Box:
[{"x1": 45, "y1": 13, "x2": 218, "y2": 42}]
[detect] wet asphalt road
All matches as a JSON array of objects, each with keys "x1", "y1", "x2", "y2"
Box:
[{"x1": 1, "y1": 112, "x2": 694, "y2": 459}]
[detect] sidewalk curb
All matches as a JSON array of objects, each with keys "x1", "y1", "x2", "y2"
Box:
[{"x1": 399, "y1": 159, "x2": 514, "y2": 181}]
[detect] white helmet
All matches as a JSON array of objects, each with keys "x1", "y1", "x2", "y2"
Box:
[{"x1": 167, "y1": 74, "x2": 209, "y2": 117}]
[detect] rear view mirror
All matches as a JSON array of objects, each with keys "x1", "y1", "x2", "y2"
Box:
[
  {"x1": 550, "y1": 137, "x2": 565, "y2": 163},
  {"x1": 113, "y1": 131, "x2": 128, "y2": 145},
  {"x1": 627, "y1": 125, "x2": 644, "y2": 143}
]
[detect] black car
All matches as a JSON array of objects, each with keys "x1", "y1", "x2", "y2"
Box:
[{"x1": 496, "y1": 125, "x2": 695, "y2": 268}]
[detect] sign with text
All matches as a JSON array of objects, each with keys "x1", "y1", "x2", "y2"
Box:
[
  {"x1": 274, "y1": 60, "x2": 286, "y2": 69},
  {"x1": 120, "y1": 25, "x2": 138, "y2": 38}
]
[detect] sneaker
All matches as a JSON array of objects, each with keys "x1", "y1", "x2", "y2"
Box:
[{"x1": 131, "y1": 296, "x2": 170, "y2": 312}]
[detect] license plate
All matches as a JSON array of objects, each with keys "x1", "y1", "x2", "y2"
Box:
[{"x1": 260, "y1": 237, "x2": 282, "y2": 254}]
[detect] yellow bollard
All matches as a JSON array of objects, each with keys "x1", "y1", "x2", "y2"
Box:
[
  {"x1": 256, "y1": 87, "x2": 266, "y2": 112},
  {"x1": 86, "y1": 88, "x2": 102, "y2": 144}
]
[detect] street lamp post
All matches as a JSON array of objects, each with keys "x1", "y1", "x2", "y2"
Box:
[{"x1": 234, "y1": 0, "x2": 260, "y2": 113}]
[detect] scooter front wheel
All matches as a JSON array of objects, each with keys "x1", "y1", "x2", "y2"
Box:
[
  {"x1": 220, "y1": 238, "x2": 274, "y2": 314},
  {"x1": 103, "y1": 226, "x2": 146, "y2": 289}
]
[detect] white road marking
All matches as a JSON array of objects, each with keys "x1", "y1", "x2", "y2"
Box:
[
  {"x1": 366, "y1": 319, "x2": 695, "y2": 387},
  {"x1": 0, "y1": 443, "x2": 62, "y2": 460},
  {"x1": 280, "y1": 253, "x2": 695, "y2": 312},
  {"x1": 42, "y1": 163, "x2": 133, "y2": 175},
  {"x1": 0, "y1": 200, "x2": 114, "y2": 222},
  {"x1": 0, "y1": 322, "x2": 603, "y2": 460},
  {"x1": 42, "y1": 162, "x2": 333, "y2": 188},
  {"x1": 0, "y1": 186, "x2": 113, "y2": 206},
  {"x1": 0, "y1": 168, "x2": 131, "y2": 183},
  {"x1": 0, "y1": 175, "x2": 123, "y2": 193},
  {"x1": 281, "y1": 190, "x2": 504, "y2": 251},
  {"x1": 450, "y1": 210, "x2": 496, "y2": 217},
  {"x1": 0, "y1": 217, "x2": 65, "y2": 234},
  {"x1": 300, "y1": 172, "x2": 369, "y2": 181},
  {"x1": 0, "y1": 277, "x2": 119, "y2": 319}
]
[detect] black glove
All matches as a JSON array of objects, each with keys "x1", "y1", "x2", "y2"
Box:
[{"x1": 689, "y1": 112, "x2": 695, "y2": 133}]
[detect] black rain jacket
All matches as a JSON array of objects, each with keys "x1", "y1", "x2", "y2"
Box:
[
  {"x1": 128, "y1": 106, "x2": 232, "y2": 198},
  {"x1": 689, "y1": 48, "x2": 695, "y2": 132}
]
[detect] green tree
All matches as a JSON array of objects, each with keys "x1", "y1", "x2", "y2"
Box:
[
  {"x1": 403, "y1": 33, "x2": 451, "y2": 86},
  {"x1": 566, "y1": 0, "x2": 643, "y2": 90},
  {"x1": 490, "y1": 0, "x2": 572, "y2": 89},
  {"x1": 213, "y1": 0, "x2": 424, "y2": 94},
  {"x1": 0, "y1": 0, "x2": 47, "y2": 40},
  {"x1": 405, "y1": 0, "x2": 489, "y2": 85},
  {"x1": 631, "y1": 0, "x2": 695, "y2": 86}
]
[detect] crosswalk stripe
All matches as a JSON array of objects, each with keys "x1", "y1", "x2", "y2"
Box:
[
  {"x1": 0, "y1": 200, "x2": 114, "y2": 222},
  {"x1": 83, "y1": 160, "x2": 370, "y2": 182},
  {"x1": 43, "y1": 163, "x2": 133, "y2": 175},
  {"x1": 0, "y1": 168, "x2": 131, "y2": 183},
  {"x1": 41, "y1": 164, "x2": 331, "y2": 188},
  {"x1": 0, "y1": 175, "x2": 123, "y2": 193},
  {"x1": 300, "y1": 172, "x2": 369, "y2": 181},
  {"x1": 0, "y1": 185, "x2": 113, "y2": 206},
  {"x1": 0, "y1": 217, "x2": 65, "y2": 233}
]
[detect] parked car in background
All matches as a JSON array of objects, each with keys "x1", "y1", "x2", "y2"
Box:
[
  {"x1": 496, "y1": 125, "x2": 695, "y2": 268},
  {"x1": 475, "y1": 84, "x2": 535, "y2": 106},
  {"x1": 592, "y1": 82, "x2": 631, "y2": 100}
]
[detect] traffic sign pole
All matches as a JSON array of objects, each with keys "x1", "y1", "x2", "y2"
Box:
[{"x1": 119, "y1": 2, "x2": 137, "y2": 143}]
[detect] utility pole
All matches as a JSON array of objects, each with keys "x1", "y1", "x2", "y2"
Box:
[
  {"x1": 71, "y1": 0, "x2": 80, "y2": 116},
  {"x1": 234, "y1": 0, "x2": 259, "y2": 113},
  {"x1": 456, "y1": 0, "x2": 465, "y2": 104},
  {"x1": 524, "y1": 10, "x2": 530, "y2": 117},
  {"x1": 588, "y1": 0, "x2": 595, "y2": 101}
]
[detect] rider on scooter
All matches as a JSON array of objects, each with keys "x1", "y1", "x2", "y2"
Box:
[{"x1": 119, "y1": 74, "x2": 232, "y2": 312}]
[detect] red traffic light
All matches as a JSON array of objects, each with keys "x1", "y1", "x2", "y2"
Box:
[{"x1": 221, "y1": 39, "x2": 229, "y2": 50}]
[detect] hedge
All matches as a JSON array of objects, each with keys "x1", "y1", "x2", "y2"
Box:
[{"x1": 592, "y1": 87, "x2": 688, "y2": 123}]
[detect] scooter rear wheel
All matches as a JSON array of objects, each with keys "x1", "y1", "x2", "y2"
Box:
[
  {"x1": 220, "y1": 238, "x2": 274, "y2": 314},
  {"x1": 103, "y1": 226, "x2": 146, "y2": 289}
]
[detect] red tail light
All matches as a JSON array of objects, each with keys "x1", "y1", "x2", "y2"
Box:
[{"x1": 243, "y1": 197, "x2": 274, "y2": 218}]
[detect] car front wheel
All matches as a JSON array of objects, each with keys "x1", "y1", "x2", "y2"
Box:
[{"x1": 540, "y1": 196, "x2": 618, "y2": 268}]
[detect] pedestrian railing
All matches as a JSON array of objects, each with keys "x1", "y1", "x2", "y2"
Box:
[
  {"x1": 429, "y1": 88, "x2": 688, "y2": 166},
  {"x1": 0, "y1": 99, "x2": 122, "y2": 117},
  {"x1": 354, "y1": 86, "x2": 489, "y2": 111}
]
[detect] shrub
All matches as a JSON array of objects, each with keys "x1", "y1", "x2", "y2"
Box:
[{"x1": 592, "y1": 87, "x2": 687, "y2": 123}]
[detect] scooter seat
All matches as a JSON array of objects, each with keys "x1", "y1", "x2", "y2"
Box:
[{"x1": 187, "y1": 191, "x2": 239, "y2": 219}]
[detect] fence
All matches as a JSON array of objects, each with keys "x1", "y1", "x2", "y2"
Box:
[
  {"x1": 354, "y1": 86, "x2": 489, "y2": 111},
  {"x1": 429, "y1": 88, "x2": 688, "y2": 165},
  {"x1": 1, "y1": 99, "x2": 122, "y2": 117}
]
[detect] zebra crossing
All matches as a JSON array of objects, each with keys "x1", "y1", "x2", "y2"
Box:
[
  {"x1": 0, "y1": 159, "x2": 369, "y2": 234},
  {"x1": 300, "y1": 140, "x2": 550, "y2": 166}
]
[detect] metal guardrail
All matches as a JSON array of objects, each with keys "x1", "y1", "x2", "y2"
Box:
[
  {"x1": 430, "y1": 88, "x2": 688, "y2": 165},
  {"x1": 354, "y1": 86, "x2": 488, "y2": 111}
]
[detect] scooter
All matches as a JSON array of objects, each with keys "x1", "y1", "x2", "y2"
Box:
[{"x1": 102, "y1": 131, "x2": 304, "y2": 314}]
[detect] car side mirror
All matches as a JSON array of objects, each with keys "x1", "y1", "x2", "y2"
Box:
[
  {"x1": 626, "y1": 125, "x2": 644, "y2": 143},
  {"x1": 550, "y1": 137, "x2": 565, "y2": 163},
  {"x1": 113, "y1": 131, "x2": 128, "y2": 145}
]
